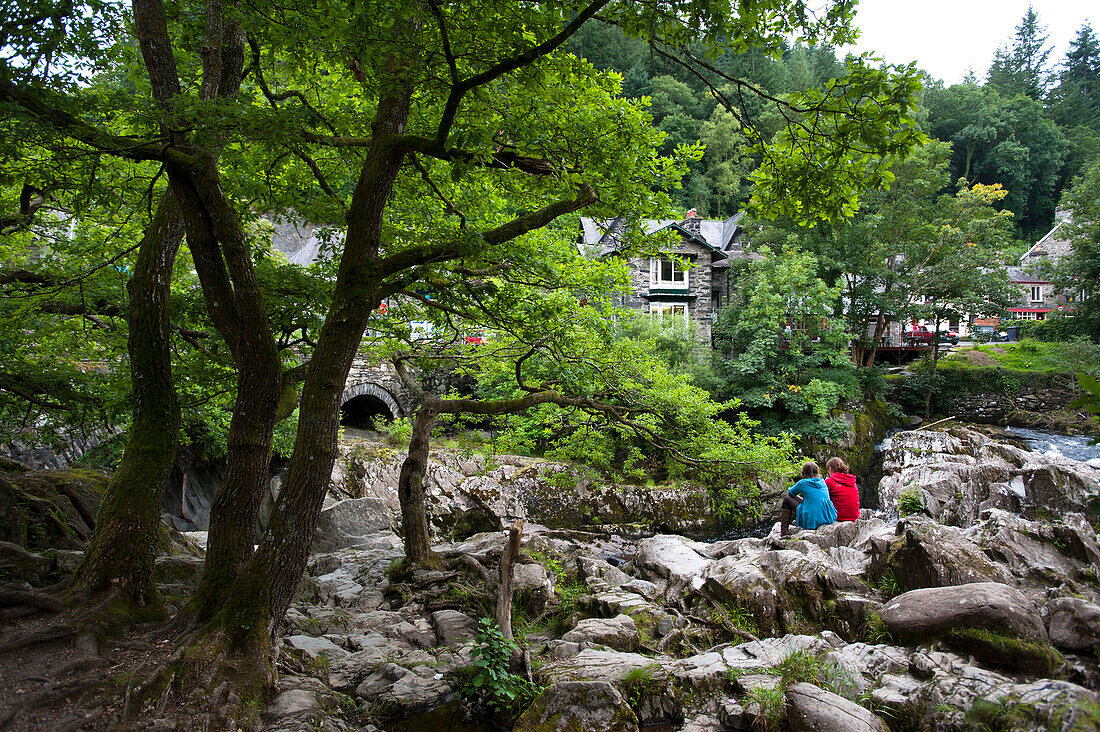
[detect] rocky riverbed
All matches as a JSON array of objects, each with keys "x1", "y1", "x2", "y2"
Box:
[{"x1": 2, "y1": 425, "x2": 1099, "y2": 731}]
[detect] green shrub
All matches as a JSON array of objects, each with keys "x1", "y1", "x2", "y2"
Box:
[
  {"x1": 897, "y1": 487, "x2": 924, "y2": 517},
  {"x1": 463, "y1": 619, "x2": 538, "y2": 717},
  {"x1": 747, "y1": 684, "x2": 786, "y2": 731}
]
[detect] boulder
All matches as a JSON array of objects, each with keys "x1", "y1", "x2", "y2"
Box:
[
  {"x1": 699, "y1": 553, "x2": 781, "y2": 635},
  {"x1": 354, "y1": 662, "x2": 454, "y2": 718},
  {"x1": 513, "y1": 681, "x2": 639, "y2": 732},
  {"x1": 880, "y1": 582, "x2": 1046, "y2": 643},
  {"x1": 880, "y1": 517, "x2": 1011, "y2": 592},
  {"x1": 285, "y1": 635, "x2": 349, "y2": 660},
  {"x1": 430, "y1": 609, "x2": 478, "y2": 647},
  {"x1": 633, "y1": 534, "x2": 712, "y2": 597},
  {"x1": 562, "y1": 614, "x2": 640, "y2": 652},
  {"x1": 0, "y1": 467, "x2": 107, "y2": 550},
  {"x1": 785, "y1": 682, "x2": 889, "y2": 732},
  {"x1": 1044, "y1": 597, "x2": 1100, "y2": 652},
  {"x1": 514, "y1": 561, "x2": 554, "y2": 613},
  {"x1": 313, "y1": 498, "x2": 393, "y2": 553},
  {"x1": 880, "y1": 582, "x2": 1059, "y2": 672}
]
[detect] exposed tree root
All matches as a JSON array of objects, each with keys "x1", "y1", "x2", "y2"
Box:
[
  {"x1": 0, "y1": 589, "x2": 64, "y2": 614},
  {"x1": 0, "y1": 624, "x2": 82, "y2": 654},
  {"x1": 41, "y1": 656, "x2": 110, "y2": 680}
]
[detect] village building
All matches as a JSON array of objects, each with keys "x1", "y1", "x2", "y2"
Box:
[
  {"x1": 579, "y1": 211, "x2": 755, "y2": 343},
  {"x1": 1007, "y1": 211, "x2": 1088, "y2": 321}
]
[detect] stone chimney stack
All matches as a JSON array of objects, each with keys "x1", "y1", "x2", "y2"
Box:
[{"x1": 682, "y1": 209, "x2": 702, "y2": 235}]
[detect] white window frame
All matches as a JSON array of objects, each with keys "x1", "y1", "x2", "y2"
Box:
[
  {"x1": 650, "y1": 256, "x2": 688, "y2": 290},
  {"x1": 1029, "y1": 285, "x2": 1043, "y2": 303},
  {"x1": 649, "y1": 302, "x2": 688, "y2": 328}
]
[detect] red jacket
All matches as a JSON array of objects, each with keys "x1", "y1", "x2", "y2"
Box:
[{"x1": 825, "y1": 472, "x2": 860, "y2": 521}]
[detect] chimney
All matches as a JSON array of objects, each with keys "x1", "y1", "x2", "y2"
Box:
[{"x1": 682, "y1": 208, "x2": 702, "y2": 235}]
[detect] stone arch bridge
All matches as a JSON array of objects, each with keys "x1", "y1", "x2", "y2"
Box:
[{"x1": 340, "y1": 357, "x2": 416, "y2": 425}]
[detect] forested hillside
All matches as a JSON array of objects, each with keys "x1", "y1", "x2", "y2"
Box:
[{"x1": 568, "y1": 9, "x2": 1100, "y2": 239}]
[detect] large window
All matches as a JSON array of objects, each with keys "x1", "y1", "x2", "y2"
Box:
[
  {"x1": 650, "y1": 302, "x2": 688, "y2": 327},
  {"x1": 650, "y1": 257, "x2": 688, "y2": 289}
]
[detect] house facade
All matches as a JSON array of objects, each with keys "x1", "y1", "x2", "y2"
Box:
[{"x1": 579, "y1": 211, "x2": 754, "y2": 343}]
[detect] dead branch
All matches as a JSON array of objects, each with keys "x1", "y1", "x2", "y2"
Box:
[{"x1": 494, "y1": 519, "x2": 523, "y2": 644}]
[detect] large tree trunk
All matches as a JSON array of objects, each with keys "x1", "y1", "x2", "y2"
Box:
[
  {"x1": 175, "y1": 166, "x2": 285, "y2": 622},
  {"x1": 214, "y1": 86, "x2": 414, "y2": 649},
  {"x1": 70, "y1": 192, "x2": 184, "y2": 616},
  {"x1": 131, "y1": 0, "x2": 283, "y2": 619},
  {"x1": 398, "y1": 403, "x2": 438, "y2": 564}
]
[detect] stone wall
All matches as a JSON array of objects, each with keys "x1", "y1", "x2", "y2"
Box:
[{"x1": 941, "y1": 382, "x2": 1079, "y2": 424}]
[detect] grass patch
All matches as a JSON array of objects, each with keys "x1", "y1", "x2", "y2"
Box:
[
  {"x1": 746, "y1": 684, "x2": 786, "y2": 732},
  {"x1": 938, "y1": 339, "x2": 1100, "y2": 376}
]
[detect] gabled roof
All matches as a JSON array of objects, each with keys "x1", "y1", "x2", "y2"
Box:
[
  {"x1": 1020, "y1": 209, "x2": 1074, "y2": 266},
  {"x1": 580, "y1": 212, "x2": 750, "y2": 259}
]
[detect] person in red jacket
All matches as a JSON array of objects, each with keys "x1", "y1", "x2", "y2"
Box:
[{"x1": 825, "y1": 457, "x2": 860, "y2": 522}]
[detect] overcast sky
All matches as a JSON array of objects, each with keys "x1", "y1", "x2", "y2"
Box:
[{"x1": 838, "y1": 0, "x2": 1096, "y2": 86}]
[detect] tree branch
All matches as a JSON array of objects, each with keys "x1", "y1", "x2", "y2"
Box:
[
  {"x1": 377, "y1": 183, "x2": 595, "y2": 278},
  {"x1": 433, "y1": 0, "x2": 611, "y2": 147}
]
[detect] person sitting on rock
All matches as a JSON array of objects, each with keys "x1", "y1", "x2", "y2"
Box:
[
  {"x1": 779, "y1": 461, "x2": 837, "y2": 535},
  {"x1": 824, "y1": 456, "x2": 860, "y2": 522}
]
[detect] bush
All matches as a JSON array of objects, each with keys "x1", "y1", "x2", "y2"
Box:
[
  {"x1": 463, "y1": 619, "x2": 539, "y2": 719},
  {"x1": 1014, "y1": 315, "x2": 1090, "y2": 343}
]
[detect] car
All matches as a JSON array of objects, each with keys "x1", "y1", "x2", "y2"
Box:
[
  {"x1": 937, "y1": 330, "x2": 959, "y2": 346},
  {"x1": 903, "y1": 325, "x2": 934, "y2": 346}
]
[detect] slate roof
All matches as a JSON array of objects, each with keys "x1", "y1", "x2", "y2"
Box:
[
  {"x1": 579, "y1": 212, "x2": 752, "y2": 263},
  {"x1": 1020, "y1": 210, "x2": 1074, "y2": 266}
]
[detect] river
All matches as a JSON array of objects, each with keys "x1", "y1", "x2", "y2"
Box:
[{"x1": 1005, "y1": 426, "x2": 1100, "y2": 465}]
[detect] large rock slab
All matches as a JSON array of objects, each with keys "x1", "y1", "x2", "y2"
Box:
[
  {"x1": 562, "y1": 614, "x2": 640, "y2": 652},
  {"x1": 881, "y1": 517, "x2": 1011, "y2": 592},
  {"x1": 633, "y1": 534, "x2": 712, "y2": 597},
  {"x1": 313, "y1": 497, "x2": 393, "y2": 553},
  {"x1": 785, "y1": 682, "x2": 889, "y2": 732},
  {"x1": 1044, "y1": 597, "x2": 1100, "y2": 652},
  {"x1": 513, "y1": 681, "x2": 639, "y2": 732},
  {"x1": 880, "y1": 582, "x2": 1047, "y2": 643}
]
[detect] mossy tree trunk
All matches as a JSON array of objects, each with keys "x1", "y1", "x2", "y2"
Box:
[
  {"x1": 399, "y1": 402, "x2": 438, "y2": 564},
  {"x1": 70, "y1": 192, "x2": 185, "y2": 616},
  {"x1": 131, "y1": 0, "x2": 285, "y2": 622}
]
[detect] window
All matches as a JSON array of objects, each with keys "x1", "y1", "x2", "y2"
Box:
[
  {"x1": 1029, "y1": 285, "x2": 1043, "y2": 303},
  {"x1": 650, "y1": 257, "x2": 688, "y2": 289},
  {"x1": 650, "y1": 303, "x2": 688, "y2": 327}
]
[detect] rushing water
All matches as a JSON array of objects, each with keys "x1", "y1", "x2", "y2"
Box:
[{"x1": 1005, "y1": 426, "x2": 1100, "y2": 465}]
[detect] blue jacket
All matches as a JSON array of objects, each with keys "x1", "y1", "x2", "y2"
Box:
[{"x1": 789, "y1": 477, "x2": 838, "y2": 530}]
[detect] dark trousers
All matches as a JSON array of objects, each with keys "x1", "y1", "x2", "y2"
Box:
[{"x1": 781, "y1": 494, "x2": 803, "y2": 513}]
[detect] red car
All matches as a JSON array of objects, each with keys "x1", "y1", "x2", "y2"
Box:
[{"x1": 903, "y1": 325, "x2": 934, "y2": 345}]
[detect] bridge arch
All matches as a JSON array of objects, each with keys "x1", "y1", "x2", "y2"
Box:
[{"x1": 339, "y1": 382, "x2": 405, "y2": 426}]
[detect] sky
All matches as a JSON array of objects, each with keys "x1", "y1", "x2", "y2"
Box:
[{"x1": 838, "y1": 0, "x2": 1096, "y2": 86}]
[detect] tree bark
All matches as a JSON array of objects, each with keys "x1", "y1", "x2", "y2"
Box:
[
  {"x1": 398, "y1": 402, "x2": 439, "y2": 564},
  {"x1": 213, "y1": 83, "x2": 416, "y2": 647},
  {"x1": 70, "y1": 192, "x2": 185, "y2": 614}
]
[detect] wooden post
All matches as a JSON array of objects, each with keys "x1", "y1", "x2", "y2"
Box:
[{"x1": 495, "y1": 519, "x2": 524, "y2": 643}]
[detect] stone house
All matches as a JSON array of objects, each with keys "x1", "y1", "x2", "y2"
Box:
[
  {"x1": 579, "y1": 211, "x2": 754, "y2": 343},
  {"x1": 1007, "y1": 211, "x2": 1087, "y2": 322}
]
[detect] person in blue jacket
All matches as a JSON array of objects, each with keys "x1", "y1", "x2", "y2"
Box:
[{"x1": 779, "y1": 461, "x2": 838, "y2": 536}]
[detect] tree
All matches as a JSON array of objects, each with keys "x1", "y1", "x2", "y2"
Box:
[
  {"x1": 747, "y1": 140, "x2": 1017, "y2": 372},
  {"x1": 1049, "y1": 23, "x2": 1100, "y2": 130},
  {"x1": 1058, "y1": 156, "x2": 1100, "y2": 339},
  {"x1": 925, "y1": 84, "x2": 1068, "y2": 235},
  {"x1": 2, "y1": 0, "x2": 926, "y2": 716},
  {"x1": 713, "y1": 245, "x2": 854, "y2": 439},
  {"x1": 987, "y1": 7, "x2": 1052, "y2": 100}
]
